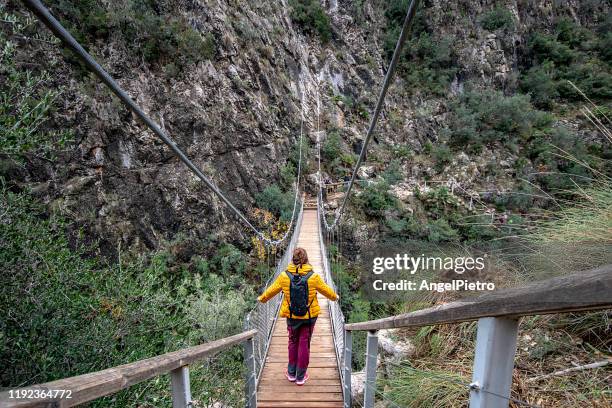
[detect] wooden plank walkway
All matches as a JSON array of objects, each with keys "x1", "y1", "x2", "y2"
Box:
[{"x1": 257, "y1": 209, "x2": 343, "y2": 407}]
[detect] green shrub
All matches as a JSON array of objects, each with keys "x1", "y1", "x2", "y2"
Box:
[
  {"x1": 322, "y1": 131, "x2": 342, "y2": 160},
  {"x1": 557, "y1": 62, "x2": 612, "y2": 100},
  {"x1": 332, "y1": 93, "x2": 355, "y2": 109},
  {"x1": 255, "y1": 184, "x2": 295, "y2": 222},
  {"x1": 426, "y1": 218, "x2": 459, "y2": 243},
  {"x1": 554, "y1": 18, "x2": 593, "y2": 49},
  {"x1": 51, "y1": 0, "x2": 215, "y2": 69},
  {"x1": 52, "y1": 0, "x2": 110, "y2": 44},
  {"x1": 400, "y1": 32, "x2": 457, "y2": 95},
  {"x1": 459, "y1": 214, "x2": 501, "y2": 242},
  {"x1": 528, "y1": 32, "x2": 577, "y2": 65},
  {"x1": 523, "y1": 22, "x2": 612, "y2": 103},
  {"x1": 446, "y1": 88, "x2": 553, "y2": 150},
  {"x1": 346, "y1": 297, "x2": 371, "y2": 369},
  {"x1": 356, "y1": 102, "x2": 370, "y2": 119},
  {"x1": 494, "y1": 182, "x2": 536, "y2": 212},
  {"x1": 0, "y1": 13, "x2": 73, "y2": 159},
  {"x1": 528, "y1": 127, "x2": 596, "y2": 192},
  {"x1": 420, "y1": 187, "x2": 459, "y2": 219},
  {"x1": 386, "y1": 217, "x2": 409, "y2": 236},
  {"x1": 210, "y1": 244, "x2": 247, "y2": 277},
  {"x1": 431, "y1": 144, "x2": 452, "y2": 169},
  {"x1": 384, "y1": 2, "x2": 456, "y2": 95},
  {"x1": 0, "y1": 188, "x2": 252, "y2": 405},
  {"x1": 279, "y1": 163, "x2": 296, "y2": 189},
  {"x1": 597, "y1": 31, "x2": 612, "y2": 63},
  {"x1": 384, "y1": 215, "x2": 424, "y2": 238},
  {"x1": 519, "y1": 62, "x2": 559, "y2": 109},
  {"x1": 340, "y1": 152, "x2": 357, "y2": 166},
  {"x1": 382, "y1": 159, "x2": 403, "y2": 185},
  {"x1": 480, "y1": 7, "x2": 514, "y2": 31},
  {"x1": 391, "y1": 144, "x2": 413, "y2": 159},
  {"x1": 356, "y1": 181, "x2": 397, "y2": 217},
  {"x1": 289, "y1": 0, "x2": 332, "y2": 42}
]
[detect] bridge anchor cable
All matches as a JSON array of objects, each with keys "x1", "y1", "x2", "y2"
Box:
[{"x1": 318, "y1": 0, "x2": 421, "y2": 231}]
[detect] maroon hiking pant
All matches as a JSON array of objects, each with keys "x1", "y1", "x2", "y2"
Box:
[{"x1": 287, "y1": 320, "x2": 316, "y2": 380}]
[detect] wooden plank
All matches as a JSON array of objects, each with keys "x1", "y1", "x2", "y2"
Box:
[
  {"x1": 267, "y1": 343, "x2": 333, "y2": 349},
  {"x1": 346, "y1": 264, "x2": 612, "y2": 331},
  {"x1": 269, "y1": 340, "x2": 334, "y2": 345},
  {"x1": 0, "y1": 330, "x2": 257, "y2": 407},
  {"x1": 258, "y1": 379, "x2": 340, "y2": 387},
  {"x1": 258, "y1": 392, "x2": 343, "y2": 401},
  {"x1": 258, "y1": 386, "x2": 341, "y2": 393},
  {"x1": 260, "y1": 367, "x2": 339, "y2": 378},
  {"x1": 258, "y1": 402, "x2": 343, "y2": 408},
  {"x1": 264, "y1": 361, "x2": 338, "y2": 368},
  {"x1": 266, "y1": 354, "x2": 337, "y2": 361}
]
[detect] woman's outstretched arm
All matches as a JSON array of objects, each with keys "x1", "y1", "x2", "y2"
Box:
[
  {"x1": 314, "y1": 274, "x2": 339, "y2": 301},
  {"x1": 257, "y1": 275, "x2": 283, "y2": 303}
]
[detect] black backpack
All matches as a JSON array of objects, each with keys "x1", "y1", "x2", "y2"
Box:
[{"x1": 286, "y1": 268, "x2": 314, "y2": 318}]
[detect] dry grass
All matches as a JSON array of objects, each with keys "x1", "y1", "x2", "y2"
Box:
[{"x1": 381, "y1": 316, "x2": 611, "y2": 407}]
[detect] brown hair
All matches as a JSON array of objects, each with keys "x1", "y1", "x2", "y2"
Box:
[{"x1": 292, "y1": 247, "x2": 309, "y2": 270}]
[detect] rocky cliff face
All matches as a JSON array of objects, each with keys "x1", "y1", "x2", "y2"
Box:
[{"x1": 3, "y1": 0, "x2": 608, "y2": 257}]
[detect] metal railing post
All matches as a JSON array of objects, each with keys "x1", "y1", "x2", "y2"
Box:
[
  {"x1": 469, "y1": 317, "x2": 519, "y2": 408},
  {"x1": 363, "y1": 330, "x2": 379, "y2": 408},
  {"x1": 244, "y1": 334, "x2": 257, "y2": 408},
  {"x1": 343, "y1": 330, "x2": 353, "y2": 408},
  {"x1": 170, "y1": 366, "x2": 192, "y2": 408}
]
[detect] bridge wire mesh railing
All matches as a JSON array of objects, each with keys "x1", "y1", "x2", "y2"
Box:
[
  {"x1": 244, "y1": 200, "x2": 304, "y2": 387},
  {"x1": 317, "y1": 194, "x2": 347, "y2": 393}
]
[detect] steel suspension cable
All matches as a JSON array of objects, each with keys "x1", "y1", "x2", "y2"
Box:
[
  {"x1": 319, "y1": 0, "x2": 422, "y2": 230},
  {"x1": 21, "y1": 0, "x2": 303, "y2": 246}
]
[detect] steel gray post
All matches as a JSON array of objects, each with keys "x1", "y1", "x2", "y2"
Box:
[
  {"x1": 469, "y1": 317, "x2": 520, "y2": 408},
  {"x1": 343, "y1": 330, "x2": 353, "y2": 408},
  {"x1": 170, "y1": 366, "x2": 191, "y2": 408},
  {"x1": 363, "y1": 330, "x2": 379, "y2": 408},
  {"x1": 244, "y1": 336, "x2": 257, "y2": 408}
]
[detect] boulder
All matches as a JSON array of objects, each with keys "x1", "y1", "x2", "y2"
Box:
[
  {"x1": 390, "y1": 182, "x2": 414, "y2": 202},
  {"x1": 326, "y1": 199, "x2": 339, "y2": 210},
  {"x1": 378, "y1": 329, "x2": 415, "y2": 364},
  {"x1": 62, "y1": 176, "x2": 96, "y2": 196},
  {"x1": 351, "y1": 371, "x2": 365, "y2": 404},
  {"x1": 307, "y1": 173, "x2": 320, "y2": 186},
  {"x1": 357, "y1": 165, "x2": 375, "y2": 179}
]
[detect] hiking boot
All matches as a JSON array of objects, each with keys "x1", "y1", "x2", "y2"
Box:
[
  {"x1": 296, "y1": 373, "x2": 309, "y2": 386},
  {"x1": 285, "y1": 370, "x2": 296, "y2": 382}
]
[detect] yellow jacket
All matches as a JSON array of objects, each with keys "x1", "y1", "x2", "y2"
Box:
[{"x1": 257, "y1": 263, "x2": 338, "y2": 319}]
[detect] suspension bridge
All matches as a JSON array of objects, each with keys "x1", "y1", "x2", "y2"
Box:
[{"x1": 3, "y1": 1, "x2": 612, "y2": 407}]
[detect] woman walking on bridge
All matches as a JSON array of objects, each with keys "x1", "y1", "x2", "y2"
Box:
[{"x1": 258, "y1": 247, "x2": 339, "y2": 385}]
